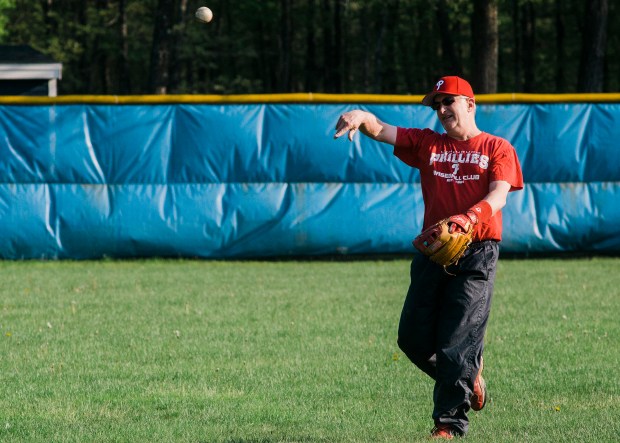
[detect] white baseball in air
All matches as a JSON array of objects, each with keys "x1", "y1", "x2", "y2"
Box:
[{"x1": 195, "y1": 6, "x2": 213, "y2": 23}]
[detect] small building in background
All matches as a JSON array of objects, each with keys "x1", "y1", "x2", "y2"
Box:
[{"x1": 0, "y1": 45, "x2": 63, "y2": 96}]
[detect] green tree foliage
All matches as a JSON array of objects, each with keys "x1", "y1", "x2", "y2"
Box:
[
  {"x1": 0, "y1": 0, "x2": 617, "y2": 94},
  {"x1": 0, "y1": 0, "x2": 15, "y2": 39}
]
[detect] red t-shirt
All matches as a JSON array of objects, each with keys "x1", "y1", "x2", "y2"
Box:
[{"x1": 394, "y1": 128, "x2": 523, "y2": 242}]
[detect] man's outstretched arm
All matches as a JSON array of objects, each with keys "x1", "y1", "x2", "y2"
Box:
[{"x1": 334, "y1": 110, "x2": 398, "y2": 145}]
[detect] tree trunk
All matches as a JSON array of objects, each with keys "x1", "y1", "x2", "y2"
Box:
[
  {"x1": 88, "y1": 0, "x2": 109, "y2": 94},
  {"x1": 168, "y1": 0, "x2": 188, "y2": 93},
  {"x1": 341, "y1": 0, "x2": 350, "y2": 92},
  {"x1": 118, "y1": 0, "x2": 131, "y2": 94},
  {"x1": 577, "y1": 0, "x2": 608, "y2": 92},
  {"x1": 373, "y1": 4, "x2": 389, "y2": 92},
  {"x1": 332, "y1": 0, "x2": 343, "y2": 93},
  {"x1": 278, "y1": 0, "x2": 292, "y2": 92},
  {"x1": 148, "y1": 0, "x2": 176, "y2": 94},
  {"x1": 380, "y1": 0, "x2": 399, "y2": 93},
  {"x1": 436, "y1": 0, "x2": 463, "y2": 75},
  {"x1": 305, "y1": 0, "x2": 317, "y2": 91},
  {"x1": 43, "y1": 0, "x2": 56, "y2": 35},
  {"x1": 321, "y1": 0, "x2": 334, "y2": 92},
  {"x1": 521, "y1": 1, "x2": 535, "y2": 92},
  {"x1": 74, "y1": 0, "x2": 88, "y2": 94},
  {"x1": 361, "y1": 2, "x2": 371, "y2": 92},
  {"x1": 472, "y1": 0, "x2": 498, "y2": 93},
  {"x1": 256, "y1": 13, "x2": 271, "y2": 91},
  {"x1": 511, "y1": 0, "x2": 521, "y2": 91},
  {"x1": 554, "y1": 0, "x2": 566, "y2": 92}
]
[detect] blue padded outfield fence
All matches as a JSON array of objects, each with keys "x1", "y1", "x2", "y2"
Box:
[{"x1": 1, "y1": 93, "x2": 619, "y2": 259}]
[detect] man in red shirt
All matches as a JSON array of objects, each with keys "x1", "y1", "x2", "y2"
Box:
[{"x1": 334, "y1": 76, "x2": 523, "y2": 440}]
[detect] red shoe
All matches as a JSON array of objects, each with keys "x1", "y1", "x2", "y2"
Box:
[
  {"x1": 471, "y1": 357, "x2": 487, "y2": 411},
  {"x1": 430, "y1": 425, "x2": 456, "y2": 440}
]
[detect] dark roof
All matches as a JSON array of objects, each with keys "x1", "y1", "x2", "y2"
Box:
[{"x1": 0, "y1": 45, "x2": 57, "y2": 64}]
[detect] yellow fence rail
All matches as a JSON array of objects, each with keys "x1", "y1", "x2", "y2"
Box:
[{"x1": 1, "y1": 92, "x2": 620, "y2": 105}]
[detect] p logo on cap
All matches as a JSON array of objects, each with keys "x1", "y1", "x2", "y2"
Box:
[{"x1": 422, "y1": 76, "x2": 475, "y2": 107}]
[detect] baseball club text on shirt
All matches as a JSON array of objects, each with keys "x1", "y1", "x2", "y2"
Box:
[{"x1": 429, "y1": 150, "x2": 489, "y2": 184}]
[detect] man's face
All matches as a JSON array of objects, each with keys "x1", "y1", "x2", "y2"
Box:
[{"x1": 432, "y1": 94, "x2": 474, "y2": 133}]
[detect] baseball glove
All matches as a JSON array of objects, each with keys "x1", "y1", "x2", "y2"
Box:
[{"x1": 413, "y1": 215, "x2": 474, "y2": 267}]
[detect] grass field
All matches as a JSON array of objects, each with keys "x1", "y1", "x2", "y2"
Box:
[{"x1": 1, "y1": 257, "x2": 619, "y2": 442}]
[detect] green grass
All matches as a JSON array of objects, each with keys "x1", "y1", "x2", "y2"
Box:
[{"x1": 0, "y1": 258, "x2": 618, "y2": 442}]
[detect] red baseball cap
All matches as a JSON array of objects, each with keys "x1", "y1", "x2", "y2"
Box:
[{"x1": 422, "y1": 76, "x2": 475, "y2": 107}]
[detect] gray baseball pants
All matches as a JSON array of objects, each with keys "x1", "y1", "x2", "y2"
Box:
[{"x1": 397, "y1": 240, "x2": 499, "y2": 436}]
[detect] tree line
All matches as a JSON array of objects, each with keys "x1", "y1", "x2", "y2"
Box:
[{"x1": 0, "y1": 0, "x2": 616, "y2": 95}]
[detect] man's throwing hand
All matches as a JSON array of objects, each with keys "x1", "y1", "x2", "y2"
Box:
[{"x1": 334, "y1": 110, "x2": 369, "y2": 141}]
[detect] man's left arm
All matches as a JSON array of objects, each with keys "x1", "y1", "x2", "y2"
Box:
[
  {"x1": 447, "y1": 180, "x2": 511, "y2": 233},
  {"x1": 482, "y1": 180, "x2": 512, "y2": 216}
]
